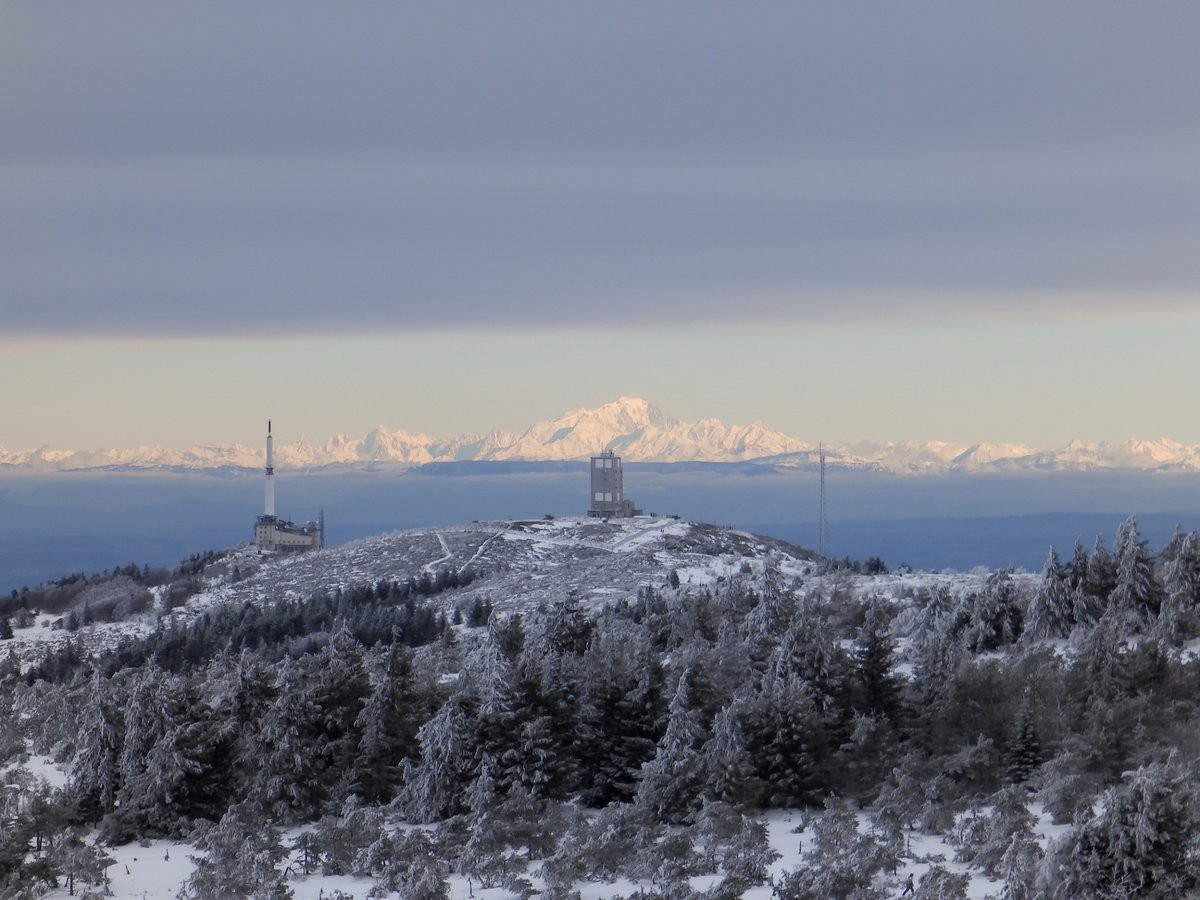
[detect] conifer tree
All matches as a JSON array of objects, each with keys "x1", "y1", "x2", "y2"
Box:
[
  {"x1": 996, "y1": 831, "x2": 1042, "y2": 900},
  {"x1": 770, "y1": 603, "x2": 846, "y2": 721},
  {"x1": 179, "y1": 802, "x2": 292, "y2": 900},
  {"x1": 466, "y1": 629, "x2": 519, "y2": 773},
  {"x1": 635, "y1": 667, "x2": 708, "y2": 823},
  {"x1": 251, "y1": 657, "x2": 326, "y2": 821},
  {"x1": 963, "y1": 569, "x2": 1022, "y2": 651},
  {"x1": 1086, "y1": 534, "x2": 1118, "y2": 604},
  {"x1": 486, "y1": 608, "x2": 523, "y2": 657},
  {"x1": 1026, "y1": 549, "x2": 1073, "y2": 640},
  {"x1": 310, "y1": 623, "x2": 371, "y2": 792},
  {"x1": 460, "y1": 760, "x2": 513, "y2": 887},
  {"x1": 543, "y1": 595, "x2": 593, "y2": 656},
  {"x1": 836, "y1": 711, "x2": 899, "y2": 803},
  {"x1": 136, "y1": 673, "x2": 236, "y2": 832},
  {"x1": 394, "y1": 829, "x2": 450, "y2": 900},
  {"x1": 1070, "y1": 583, "x2": 1100, "y2": 630},
  {"x1": 348, "y1": 645, "x2": 424, "y2": 804},
  {"x1": 114, "y1": 668, "x2": 169, "y2": 818},
  {"x1": 955, "y1": 784, "x2": 1036, "y2": 877},
  {"x1": 910, "y1": 584, "x2": 956, "y2": 656},
  {"x1": 712, "y1": 614, "x2": 752, "y2": 700},
  {"x1": 740, "y1": 566, "x2": 795, "y2": 679},
  {"x1": 1154, "y1": 530, "x2": 1200, "y2": 644},
  {"x1": 401, "y1": 694, "x2": 476, "y2": 822},
  {"x1": 906, "y1": 613, "x2": 966, "y2": 755},
  {"x1": 743, "y1": 672, "x2": 828, "y2": 808},
  {"x1": 50, "y1": 828, "x2": 113, "y2": 898},
  {"x1": 223, "y1": 649, "x2": 278, "y2": 774},
  {"x1": 700, "y1": 700, "x2": 761, "y2": 807},
  {"x1": 852, "y1": 597, "x2": 901, "y2": 722},
  {"x1": 69, "y1": 670, "x2": 120, "y2": 819},
  {"x1": 504, "y1": 641, "x2": 580, "y2": 800},
  {"x1": 772, "y1": 796, "x2": 892, "y2": 899},
  {"x1": 1110, "y1": 517, "x2": 1162, "y2": 630},
  {"x1": 313, "y1": 795, "x2": 385, "y2": 876},
  {"x1": 1004, "y1": 692, "x2": 1042, "y2": 786},
  {"x1": 502, "y1": 714, "x2": 560, "y2": 800},
  {"x1": 1065, "y1": 538, "x2": 1090, "y2": 593},
  {"x1": 577, "y1": 625, "x2": 664, "y2": 806},
  {"x1": 1049, "y1": 760, "x2": 1198, "y2": 898}
]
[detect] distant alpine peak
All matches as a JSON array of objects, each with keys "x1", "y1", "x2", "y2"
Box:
[
  {"x1": 558, "y1": 396, "x2": 670, "y2": 431},
  {"x1": 491, "y1": 397, "x2": 798, "y2": 462},
  {"x1": 2, "y1": 399, "x2": 1199, "y2": 473}
]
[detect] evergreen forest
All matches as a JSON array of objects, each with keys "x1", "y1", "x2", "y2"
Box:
[{"x1": 2, "y1": 516, "x2": 1200, "y2": 899}]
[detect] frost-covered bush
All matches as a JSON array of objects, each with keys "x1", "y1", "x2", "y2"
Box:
[
  {"x1": 538, "y1": 802, "x2": 652, "y2": 885},
  {"x1": 1041, "y1": 760, "x2": 1198, "y2": 899},
  {"x1": 770, "y1": 797, "x2": 892, "y2": 900},
  {"x1": 1033, "y1": 748, "x2": 1096, "y2": 825},
  {"x1": 312, "y1": 796, "x2": 386, "y2": 875},
  {"x1": 689, "y1": 799, "x2": 778, "y2": 889},
  {"x1": 912, "y1": 864, "x2": 969, "y2": 899},
  {"x1": 995, "y1": 832, "x2": 1043, "y2": 900},
  {"x1": 951, "y1": 784, "x2": 1035, "y2": 876},
  {"x1": 178, "y1": 802, "x2": 292, "y2": 900},
  {"x1": 360, "y1": 828, "x2": 448, "y2": 900}
]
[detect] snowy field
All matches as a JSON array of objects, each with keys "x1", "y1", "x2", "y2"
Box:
[
  {"x1": 9, "y1": 747, "x2": 1070, "y2": 899},
  {"x1": 27, "y1": 801, "x2": 1071, "y2": 900}
]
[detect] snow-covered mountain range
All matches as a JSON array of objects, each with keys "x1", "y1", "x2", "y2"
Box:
[{"x1": 3, "y1": 396, "x2": 1200, "y2": 474}]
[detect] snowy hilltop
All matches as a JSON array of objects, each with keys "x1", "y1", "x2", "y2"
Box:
[{"x1": 5, "y1": 396, "x2": 1200, "y2": 474}]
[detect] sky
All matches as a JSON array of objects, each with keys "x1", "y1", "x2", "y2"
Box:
[{"x1": 3, "y1": 2, "x2": 1199, "y2": 451}]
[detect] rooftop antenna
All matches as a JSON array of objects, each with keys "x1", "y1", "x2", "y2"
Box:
[
  {"x1": 264, "y1": 419, "x2": 275, "y2": 519},
  {"x1": 818, "y1": 443, "x2": 828, "y2": 559}
]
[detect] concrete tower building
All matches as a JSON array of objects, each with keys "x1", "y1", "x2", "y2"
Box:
[
  {"x1": 254, "y1": 420, "x2": 322, "y2": 552},
  {"x1": 264, "y1": 419, "x2": 275, "y2": 517},
  {"x1": 587, "y1": 450, "x2": 641, "y2": 518}
]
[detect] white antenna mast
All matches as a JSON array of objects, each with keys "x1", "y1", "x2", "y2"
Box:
[
  {"x1": 818, "y1": 442, "x2": 827, "y2": 559},
  {"x1": 264, "y1": 419, "x2": 275, "y2": 518}
]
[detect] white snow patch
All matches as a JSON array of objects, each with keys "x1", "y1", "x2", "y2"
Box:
[
  {"x1": 40, "y1": 839, "x2": 195, "y2": 900},
  {"x1": 4, "y1": 753, "x2": 70, "y2": 791}
]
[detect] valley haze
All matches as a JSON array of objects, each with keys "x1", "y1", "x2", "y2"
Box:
[{"x1": 3, "y1": 399, "x2": 1199, "y2": 594}]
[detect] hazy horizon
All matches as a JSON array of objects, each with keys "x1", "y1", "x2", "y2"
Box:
[{"x1": 5, "y1": 465, "x2": 1200, "y2": 594}]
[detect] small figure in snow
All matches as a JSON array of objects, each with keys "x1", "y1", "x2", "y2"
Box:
[{"x1": 901, "y1": 872, "x2": 915, "y2": 896}]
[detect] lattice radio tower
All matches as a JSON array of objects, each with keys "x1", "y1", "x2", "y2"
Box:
[{"x1": 818, "y1": 443, "x2": 828, "y2": 559}]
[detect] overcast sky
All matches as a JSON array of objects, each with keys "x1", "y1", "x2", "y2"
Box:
[{"x1": 3, "y1": 2, "x2": 1198, "y2": 449}]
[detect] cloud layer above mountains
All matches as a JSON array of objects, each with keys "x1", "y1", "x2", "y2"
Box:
[{"x1": 4, "y1": 3, "x2": 1198, "y2": 337}]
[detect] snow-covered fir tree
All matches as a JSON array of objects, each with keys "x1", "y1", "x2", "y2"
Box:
[
  {"x1": 1109, "y1": 516, "x2": 1163, "y2": 630},
  {"x1": 1026, "y1": 548, "x2": 1073, "y2": 640}
]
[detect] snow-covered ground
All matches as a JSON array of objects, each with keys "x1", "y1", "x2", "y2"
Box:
[
  {"x1": 12, "y1": 749, "x2": 1060, "y2": 899},
  {"x1": 28, "y1": 804, "x2": 1067, "y2": 900},
  {"x1": 11, "y1": 752, "x2": 1059, "y2": 899}
]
